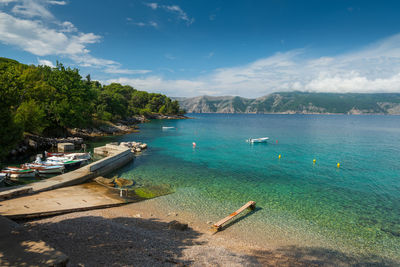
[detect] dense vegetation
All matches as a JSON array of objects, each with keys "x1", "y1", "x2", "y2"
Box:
[
  {"x1": 0, "y1": 57, "x2": 183, "y2": 159},
  {"x1": 178, "y1": 92, "x2": 400, "y2": 114}
]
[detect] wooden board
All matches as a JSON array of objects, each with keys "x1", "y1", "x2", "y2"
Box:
[{"x1": 213, "y1": 201, "x2": 256, "y2": 231}]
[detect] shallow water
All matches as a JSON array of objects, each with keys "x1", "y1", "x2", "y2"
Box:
[{"x1": 110, "y1": 114, "x2": 400, "y2": 261}]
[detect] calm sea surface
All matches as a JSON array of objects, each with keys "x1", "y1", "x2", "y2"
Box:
[{"x1": 108, "y1": 114, "x2": 400, "y2": 261}]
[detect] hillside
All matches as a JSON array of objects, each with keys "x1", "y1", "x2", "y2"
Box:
[
  {"x1": 177, "y1": 92, "x2": 400, "y2": 114},
  {"x1": 0, "y1": 57, "x2": 184, "y2": 159}
]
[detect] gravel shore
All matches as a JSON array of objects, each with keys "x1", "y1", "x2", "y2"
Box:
[
  {"x1": 23, "y1": 198, "x2": 266, "y2": 266},
  {"x1": 22, "y1": 196, "x2": 397, "y2": 266}
]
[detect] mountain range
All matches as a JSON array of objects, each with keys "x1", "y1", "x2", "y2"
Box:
[{"x1": 176, "y1": 92, "x2": 400, "y2": 114}]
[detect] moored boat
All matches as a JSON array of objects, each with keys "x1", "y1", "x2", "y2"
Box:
[
  {"x1": 1, "y1": 167, "x2": 37, "y2": 178},
  {"x1": 45, "y1": 152, "x2": 91, "y2": 160},
  {"x1": 22, "y1": 163, "x2": 65, "y2": 174},
  {"x1": 94, "y1": 176, "x2": 134, "y2": 189},
  {"x1": 45, "y1": 157, "x2": 89, "y2": 170},
  {"x1": 247, "y1": 137, "x2": 269, "y2": 143}
]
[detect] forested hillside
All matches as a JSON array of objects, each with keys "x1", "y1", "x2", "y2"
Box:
[
  {"x1": 0, "y1": 57, "x2": 183, "y2": 158},
  {"x1": 178, "y1": 92, "x2": 400, "y2": 114}
]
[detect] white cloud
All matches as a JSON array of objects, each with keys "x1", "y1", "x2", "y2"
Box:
[
  {"x1": 107, "y1": 76, "x2": 207, "y2": 96},
  {"x1": 60, "y1": 21, "x2": 77, "y2": 32},
  {"x1": 206, "y1": 52, "x2": 214, "y2": 58},
  {"x1": 37, "y1": 58, "x2": 54, "y2": 67},
  {"x1": 145, "y1": 3, "x2": 194, "y2": 25},
  {"x1": 0, "y1": 1, "x2": 141, "y2": 74},
  {"x1": 48, "y1": 0, "x2": 66, "y2": 5},
  {"x1": 129, "y1": 20, "x2": 158, "y2": 28},
  {"x1": 105, "y1": 33, "x2": 400, "y2": 97},
  {"x1": 11, "y1": 0, "x2": 54, "y2": 19},
  {"x1": 165, "y1": 53, "x2": 175, "y2": 60},
  {"x1": 0, "y1": 0, "x2": 17, "y2": 4},
  {"x1": 0, "y1": 12, "x2": 101, "y2": 56},
  {"x1": 163, "y1": 5, "x2": 194, "y2": 25},
  {"x1": 146, "y1": 2, "x2": 158, "y2": 10},
  {"x1": 104, "y1": 68, "x2": 151, "y2": 75}
]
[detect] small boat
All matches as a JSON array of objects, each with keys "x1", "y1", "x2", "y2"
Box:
[
  {"x1": 247, "y1": 137, "x2": 269, "y2": 143},
  {"x1": 162, "y1": 126, "x2": 175, "y2": 130},
  {"x1": 22, "y1": 163, "x2": 65, "y2": 174},
  {"x1": 94, "y1": 176, "x2": 134, "y2": 189},
  {"x1": 45, "y1": 157, "x2": 88, "y2": 170},
  {"x1": 45, "y1": 152, "x2": 91, "y2": 160},
  {"x1": 34, "y1": 154, "x2": 88, "y2": 171},
  {"x1": 1, "y1": 167, "x2": 37, "y2": 179}
]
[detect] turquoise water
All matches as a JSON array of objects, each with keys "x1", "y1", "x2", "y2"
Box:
[{"x1": 112, "y1": 114, "x2": 400, "y2": 261}]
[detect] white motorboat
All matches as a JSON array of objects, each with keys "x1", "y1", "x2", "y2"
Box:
[
  {"x1": 22, "y1": 163, "x2": 65, "y2": 174},
  {"x1": 162, "y1": 126, "x2": 175, "y2": 130},
  {"x1": 247, "y1": 137, "x2": 269, "y2": 143},
  {"x1": 45, "y1": 152, "x2": 91, "y2": 160}
]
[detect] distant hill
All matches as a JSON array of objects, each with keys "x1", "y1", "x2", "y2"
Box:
[{"x1": 177, "y1": 92, "x2": 400, "y2": 114}]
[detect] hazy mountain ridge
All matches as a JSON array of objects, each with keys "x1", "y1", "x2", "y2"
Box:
[{"x1": 177, "y1": 92, "x2": 400, "y2": 114}]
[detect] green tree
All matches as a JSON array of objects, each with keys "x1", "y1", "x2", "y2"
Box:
[{"x1": 14, "y1": 100, "x2": 48, "y2": 134}]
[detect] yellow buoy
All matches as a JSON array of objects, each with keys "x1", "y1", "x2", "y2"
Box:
[
  {"x1": 337, "y1": 162, "x2": 340, "y2": 168},
  {"x1": 278, "y1": 154, "x2": 281, "y2": 159},
  {"x1": 313, "y1": 159, "x2": 316, "y2": 164}
]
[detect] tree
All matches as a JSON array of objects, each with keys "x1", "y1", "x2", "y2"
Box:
[{"x1": 14, "y1": 100, "x2": 48, "y2": 134}]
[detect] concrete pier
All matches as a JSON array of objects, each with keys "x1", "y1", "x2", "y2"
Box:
[
  {"x1": 0, "y1": 183, "x2": 130, "y2": 219},
  {"x1": 0, "y1": 144, "x2": 134, "y2": 200}
]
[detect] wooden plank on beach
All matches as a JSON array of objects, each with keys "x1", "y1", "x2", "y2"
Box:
[{"x1": 213, "y1": 201, "x2": 256, "y2": 231}]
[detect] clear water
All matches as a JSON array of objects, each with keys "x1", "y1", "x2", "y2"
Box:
[{"x1": 110, "y1": 114, "x2": 400, "y2": 261}]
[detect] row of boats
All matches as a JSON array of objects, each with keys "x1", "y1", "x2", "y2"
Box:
[{"x1": 0, "y1": 152, "x2": 91, "y2": 182}]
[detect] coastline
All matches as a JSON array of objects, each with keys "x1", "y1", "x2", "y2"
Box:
[
  {"x1": 4, "y1": 114, "x2": 187, "y2": 162},
  {"x1": 6, "y1": 114, "x2": 400, "y2": 266}
]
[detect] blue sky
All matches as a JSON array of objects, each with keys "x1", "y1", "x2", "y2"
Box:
[{"x1": 1, "y1": 0, "x2": 400, "y2": 97}]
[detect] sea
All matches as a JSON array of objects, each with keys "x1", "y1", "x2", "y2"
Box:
[{"x1": 104, "y1": 114, "x2": 400, "y2": 263}]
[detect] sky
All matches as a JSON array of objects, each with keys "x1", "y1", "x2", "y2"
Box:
[{"x1": 1, "y1": 0, "x2": 400, "y2": 98}]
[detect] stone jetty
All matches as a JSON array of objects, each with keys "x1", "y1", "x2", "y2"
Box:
[
  {"x1": 120, "y1": 141, "x2": 148, "y2": 153},
  {"x1": 0, "y1": 144, "x2": 135, "y2": 200}
]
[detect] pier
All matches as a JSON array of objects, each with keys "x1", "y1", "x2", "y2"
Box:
[
  {"x1": 0, "y1": 182, "x2": 130, "y2": 219},
  {"x1": 0, "y1": 144, "x2": 134, "y2": 200},
  {"x1": 0, "y1": 144, "x2": 136, "y2": 265}
]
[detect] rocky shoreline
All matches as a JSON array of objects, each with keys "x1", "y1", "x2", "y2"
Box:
[{"x1": 7, "y1": 114, "x2": 187, "y2": 161}]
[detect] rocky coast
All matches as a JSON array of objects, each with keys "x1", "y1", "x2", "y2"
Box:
[{"x1": 6, "y1": 114, "x2": 187, "y2": 161}]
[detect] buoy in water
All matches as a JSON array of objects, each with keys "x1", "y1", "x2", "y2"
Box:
[
  {"x1": 337, "y1": 162, "x2": 340, "y2": 168},
  {"x1": 278, "y1": 154, "x2": 281, "y2": 159},
  {"x1": 192, "y1": 142, "x2": 196, "y2": 148},
  {"x1": 313, "y1": 159, "x2": 316, "y2": 164},
  {"x1": 276, "y1": 140, "x2": 278, "y2": 144}
]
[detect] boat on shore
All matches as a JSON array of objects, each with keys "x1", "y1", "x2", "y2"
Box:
[{"x1": 246, "y1": 137, "x2": 269, "y2": 143}]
